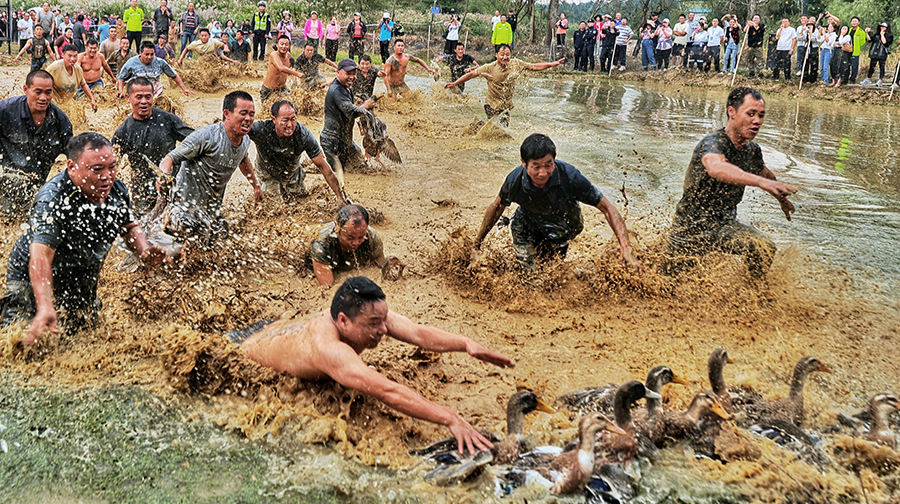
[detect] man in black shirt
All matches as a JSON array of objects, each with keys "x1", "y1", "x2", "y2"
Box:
[
  {"x1": 153, "y1": 0, "x2": 173, "y2": 39},
  {"x1": 745, "y1": 15, "x2": 765, "y2": 77},
  {"x1": 228, "y1": 30, "x2": 250, "y2": 63},
  {"x1": 1, "y1": 132, "x2": 167, "y2": 345},
  {"x1": 573, "y1": 22, "x2": 587, "y2": 71},
  {"x1": 351, "y1": 54, "x2": 381, "y2": 100},
  {"x1": 442, "y1": 43, "x2": 477, "y2": 92},
  {"x1": 293, "y1": 42, "x2": 338, "y2": 91},
  {"x1": 475, "y1": 133, "x2": 641, "y2": 272},
  {"x1": 667, "y1": 87, "x2": 796, "y2": 279},
  {"x1": 249, "y1": 100, "x2": 345, "y2": 205},
  {"x1": 507, "y1": 10, "x2": 518, "y2": 49},
  {"x1": 112, "y1": 76, "x2": 193, "y2": 214},
  {"x1": 0, "y1": 69, "x2": 73, "y2": 216},
  {"x1": 321, "y1": 59, "x2": 374, "y2": 189}
]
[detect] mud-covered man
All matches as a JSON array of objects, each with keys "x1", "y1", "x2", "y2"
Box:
[
  {"x1": 1, "y1": 132, "x2": 167, "y2": 345},
  {"x1": 0, "y1": 69, "x2": 73, "y2": 216},
  {"x1": 292, "y1": 42, "x2": 337, "y2": 91},
  {"x1": 666, "y1": 87, "x2": 796, "y2": 279},
  {"x1": 76, "y1": 38, "x2": 116, "y2": 92},
  {"x1": 260, "y1": 35, "x2": 302, "y2": 101},
  {"x1": 158, "y1": 90, "x2": 263, "y2": 244},
  {"x1": 231, "y1": 276, "x2": 514, "y2": 454},
  {"x1": 320, "y1": 58, "x2": 374, "y2": 188},
  {"x1": 475, "y1": 133, "x2": 642, "y2": 273},
  {"x1": 248, "y1": 100, "x2": 345, "y2": 204},
  {"x1": 382, "y1": 39, "x2": 434, "y2": 101},
  {"x1": 350, "y1": 54, "x2": 382, "y2": 101},
  {"x1": 117, "y1": 40, "x2": 194, "y2": 98},
  {"x1": 309, "y1": 204, "x2": 401, "y2": 286},
  {"x1": 444, "y1": 44, "x2": 563, "y2": 126}
]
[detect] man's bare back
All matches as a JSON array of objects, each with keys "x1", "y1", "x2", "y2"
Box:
[
  {"x1": 240, "y1": 312, "x2": 342, "y2": 380},
  {"x1": 263, "y1": 50, "x2": 293, "y2": 90},
  {"x1": 78, "y1": 52, "x2": 107, "y2": 84}
]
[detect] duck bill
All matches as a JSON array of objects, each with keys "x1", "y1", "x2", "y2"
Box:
[
  {"x1": 670, "y1": 375, "x2": 689, "y2": 386},
  {"x1": 727, "y1": 357, "x2": 735, "y2": 364},
  {"x1": 535, "y1": 398, "x2": 556, "y2": 414},
  {"x1": 644, "y1": 390, "x2": 662, "y2": 400},
  {"x1": 710, "y1": 401, "x2": 730, "y2": 420},
  {"x1": 819, "y1": 364, "x2": 833, "y2": 373},
  {"x1": 605, "y1": 423, "x2": 628, "y2": 436}
]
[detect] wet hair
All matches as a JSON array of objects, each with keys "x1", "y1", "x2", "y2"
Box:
[
  {"x1": 62, "y1": 44, "x2": 78, "y2": 53},
  {"x1": 520, "y1": 133, "x2": 557, "y2": 164},
  {"x1": 140, "y1": 40, "x2": 155, "y2": 52},
  {"x1": 270, "y1": 99, "x2": 295, "y2": 117},
  {"x1": 336, "y1": 203, "x2": 370, "y2": 228},
  {"x1": 223, "y1": 90, "x2": 253, "y2": 113},
  {"x1": 394, "y1": 38, "x2": 404, "y2": 46},
  {"x1": 359, "y1": 54, "x2": 372, "y2": 62},
  {"x1": 198, "y1": 27, "x2": 210, "y2": 35},
  {"x1": 495, "y1": 43, "x2": 511, "y2": 53},
  {"x1": 126, "y1": 76, "x2": 153, "y2": 94},
  {"x1": 25, "y1": 69, "x2": 53, "y2": 87},
  {"x1": 76, "y1": 14, "x2": 84, "y2": 21},
  {"x1": 330, "y1": 276, "x2": 386, "y2": 321},
  {"x1": 727, "y1": 87, "x2": 764, "y2": 116},
  {"x1": 277, "y1": 34, "x2": 290, "y2": 43},
  {"x1": 86, "y1": 38, "x2": 98, "y2": 47},
  {"x1": 67, "y1": 132, "x2": 111, "y2": 162}
]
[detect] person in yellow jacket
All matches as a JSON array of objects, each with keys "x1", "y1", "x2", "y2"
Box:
[
  {"x1": 123, "y1": 0, "x2": 145, "y2": 52},
  {"x1": 492, "y1": 14, "x2": 513, "y2": 52}
]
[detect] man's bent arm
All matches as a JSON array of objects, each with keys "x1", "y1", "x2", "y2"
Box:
[
  {"x1": 386, "y1": 310, "x2": 514, "y2": 368},
  {"x1": 445, "y1": 69, "x2": 477, "y2": 88},
  {"x1": 27, "y1": 243, "x2": 58, "y2": 344},
  {"x1": 313, "y1": 336, "x2": 495, "y2": 454},
  {"x1": 311, "y1": 153, "x2": 347, "y2": 205},
  {"x1": 312, "y1": 260, "x2": 334, "y2": 286},
  {"x1": 703, "y1": 152, "x2": 797, "y2": 200},
  {"x1": 270, "y1": 52, "x2": 303, "y2": 78},
  {"x1": 596, "y1": 196, "x2": 643, "y2": 273},
  {"x1": 173, "y1": 75, "x2": 194, "y2": 95},
  {"x1": 475, "y1": 195, "x2": 506, "y2": 247},
  {"x1": 238, "y1": 156, "x2": 263, "y2": 204},
  {"x1": 121, "y1": 222, "x2": 168, "y2": 266}
]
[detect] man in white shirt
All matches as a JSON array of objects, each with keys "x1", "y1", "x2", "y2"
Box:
[
  {"x1": 672, "y1": 14, "x2": 689, "y2": 67},
  {"x1": 491, "y1": 10, "x2": 501, "y2": 29},
  {"x1": 706, "y1": 18, "x2": 726, "y2": 73},
  {"x1": 773, "y1": 18, "x2": 797, "y2": 81}
]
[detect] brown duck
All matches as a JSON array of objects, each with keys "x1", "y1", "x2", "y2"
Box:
[
  {"x1": 741, "y1": 355, "x2": 832, "y2": 426},
  {"x1": 708, "y1": 348, "x2": 735, "y2": 413},
  {"x1": 663, "y1": 391, "x2": 731, "y2": 440},
  {"x1": 493, "y1": 390, "x2": 556, "y2": 464},
  {"x1": 633, "y1": 366, "x2": 689, "y2": 444},
  {"x1": 861, "y1": 393, "x2": 900, "y2": 449},
  {"x1": 358, "y1": 112, "x2": 401, "y2": 164},
  {"x1": 549, "y1": 413, "x2": 625, "y2": 495},
  {"x1": 599, "y1": 380, "x2": 661, "y2": 464}
]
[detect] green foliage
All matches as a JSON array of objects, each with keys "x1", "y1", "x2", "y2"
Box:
[{"x1": 822, "y1": 0, "x2": 900, "y2": 29}]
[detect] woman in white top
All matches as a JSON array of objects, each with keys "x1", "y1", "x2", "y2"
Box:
[
  {"x1": 443, "y1": 15, "x2": 460, "y2": 57},
  {"x1": 817, "y1": 24, "x2": 836, "y2": 84},
  {"x1": 834, "y1": 25, "x2": 851, "y2": 87}
]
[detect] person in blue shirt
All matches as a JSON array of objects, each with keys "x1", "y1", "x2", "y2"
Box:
[{"x1": 378, "y1": 13, "x2": 393, "y2": 63}]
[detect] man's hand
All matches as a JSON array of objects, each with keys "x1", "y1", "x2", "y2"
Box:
[
  {"x1": 176, "y1": 57, "x2": 184, "y2": 65},
  {"x1": 444, "y1": 81, "x2": 457, "y2": 88},
  {"x1": 448, "y1": 415, "x2": 494, "y2": 454},
  {"x1": 777, "y1": 195, "x2": 796, "y2": 221},
  {"x1": 182, "y1": 87, "x2": 196, "y2": 96},
  {"x1": 252, "y1": 185, "x2": 264, "y2": 206},
  {"x1": 620, "y1": 246, "x2": 644, "y2": 274},
  {"x1": 90, "y1": 98, "x2": 98, "y2": 112},
  {"x1": 361, "y1": 97, "x2": 375, "y2": 110},
  {"x1": 140, "y1": 245, "x2": 169, "y2": 266},
  {"x1": 760, "y1": 179, "x2": 797, "y2": 221},
  {"x1": 26, "y1": 306, "x2": 59, "y2": 345},
  {"x1": 465, "y1": 340, "x2": 514, "y2": 368}
]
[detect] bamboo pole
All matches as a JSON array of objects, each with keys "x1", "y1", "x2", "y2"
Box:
[
  {"x1": 798, "y1": 30, "x2": 812, "y2": 90},
  {"x1": 731, "y1": 19, "x2": 750, "y2": 86}
]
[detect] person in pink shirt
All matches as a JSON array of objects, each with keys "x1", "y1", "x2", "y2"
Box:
[
  {"x1": 304, "y1": 11, "x2": 322, "y2": 52},
  {"x1": 324, "y1": 16, "x2": 342, "y2": 62},
  {"x1": 275, "y1": 11, "x2": 293, "y2": 40}
]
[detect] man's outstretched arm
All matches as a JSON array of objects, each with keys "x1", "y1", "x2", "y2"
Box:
[
  {"x1": 385, "y1": 310, "x2": 514, "y2": 369},
  {"x1": 312, "y1": 335, "x2": 496, "y2": 454},
  {"x1": 474, "y1": 195, "x2": 507, "y2": 248},
  {"x1": 703, "y1": 153, "x2": 796, "y2": 220},
  {"x1": 595, "y1": 196, "x2": 643, "y2": 273}
]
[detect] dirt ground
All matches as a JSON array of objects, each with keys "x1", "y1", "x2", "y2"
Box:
[{"x1": 1, "y1": 55, "x2": 900, "y2": 503}]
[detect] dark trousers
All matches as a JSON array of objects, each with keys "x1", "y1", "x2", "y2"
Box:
[
  {"x1": 127, "y1": 30, "x2": 141, "y2": 52},
  {"x1": 772, "y1": 49, "x2": 791, "y2": 79},
  {"x1": 868, "y1": 58, "x2": 886, "y2": 80},
  {"x1": 849, "y1": 55, "x2": 860, "y2": 83},
  {"x1": 837, "y1": 50, "x2": 851, "y2": 82},
  {"x1": 599, "y1": 44, "x2": 614, "y2": 72},
  {"x1": 325, "y1": 38, "x2": 338, "y2": 62},
  {"x1": 585, "y1": 44, "x2": 595, "y2": 71},
  {"x1": 349, "y1": 39, "x2": 364, "y2": 61},
  {"x1": 795, "y1": 44, "x2": 806, "y2": 72},
  {"x1": 573, "y1": 45, "x2": 584, "y2": 70},
  {"x1": 705, "y1": 45, "x2": 720, "y2": 72},
  {"x1": 802, "y1": 47, "x2": 818, "y2": 82},
  {"x1": 379, "y1": 39, "x2": 390, "y2": 63},
  {"x1": 613, "y1": 44, "x2": 627, "y2": 67},
  {"x1": 658, "y1": 48, "x2": 672, "y2": 69},
  {"x1": 252, "y1": 32, "x2": 266, "y2": 60}
]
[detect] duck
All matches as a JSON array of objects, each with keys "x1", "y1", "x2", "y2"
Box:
[
  {"x1": 663, "y1": 391, "x2": 730, "y2": 440},
  {"x1": 708, "y1": 348, "x2": 735, "y2": 413},
  {"x1": 412, "y1": 390, "x2": 554, "y2": 486},
  {"x1": 548, "y1": 413, "x2": 625, "y2": 495},
  {"x1": 840, "y1": 393, "x2": 900, "y2": 449},
  {"x1": 557, "y1": 365, "x2": 686, "y2": 418},
  {"x1": 358, "y1": 112, "x2": 401, "y2": 165},
  {"x1": 739, "y1": 355, "x2": 832, "y2": 426},
  {"x1": 599, "y1": 380, "x2": 661, "y2": 464},
  {"x1": 633, "y1": 366, "x2": 689, "y2": 444}
]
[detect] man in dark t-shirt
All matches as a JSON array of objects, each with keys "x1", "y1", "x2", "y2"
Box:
[
  {"x1": 474, "y1": 133, "x2": 641, "y2": 272},
  {"x1": 308, "y1": 204, "x2": 388, "y2": 286},
  {"x1": 228, "y1": 30, "x2": 250, "y2": 63},
  {"x1": 1, "y1": 132, "x2": 167, "y2": 344},
  {"x1": 112, "y1": 76, "x2": 193, "y2": 214},
  {"x1": 351, "y1": 54, "x2": 381, "y2": 100},
  {"x1": 745, "y1": 15, "x2": 765, "y2": 77},
  {"x1": 321, "y1": 59, "x2": 375, "y2": 189},
  {"x1": 443, "y1": 42, "x2": 477, "y2": 93},
  {"x1": 293, "y1": 43, "x2": 337, "y2": 90},
  {"x1": 667, "y1": 87, "x2": 796, "y2": 279},
  {"x1": 248, "y1": 100, "x2": 345, "y2": 205}
]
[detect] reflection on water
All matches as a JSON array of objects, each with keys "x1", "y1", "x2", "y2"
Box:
[{"x1": 499, "y1": 78, "x2": 900, "y2": 289}]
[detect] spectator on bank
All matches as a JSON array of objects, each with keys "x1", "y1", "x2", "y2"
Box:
[
  {"x1": 614, "y1": 17, "x2": 633, "y2": 70},
  {"x1": 305, "y1": 11, "x2": 322, "y2": 52},
  {"x1": 250, "y1": 1, "x2": 269, "y2": 61},
  {"x1": 598, "y1": 14, "x2": 616, "y2": 73},
  {"x1": 818, "y1": 23, "x2": 836, "y2": 85},
  {"x1": 348, "y1": 12, "x2": 366, "y2": 62},
  {"x1": 745, "y1": 15, "x2": 765, "y2": 77},
  {"x1": 640, "y1": 21, "x2": 656, "y2": 70},
  {"x1": 655, "y1": 18, "x2": 673, "y2": 70},
  {"x1": 443, "y1": 15, "x2": 461, "y2": 58},
  {"x1": 723, "y1": 16, "x2": 741, "y2": 73},
  {"x1": 672, "y1": 14, "x2": 688, "y2": 67},
  {"x1": 555, "y1": 12, "x2": 569, "y2": 48},
  {"x1": 492, "y1": 14, "x2": 513, "y2": 53},
  {"x1": 799, "y1": 23, "x2": 819, "y2": 83},
  {"x1": 324, "y1": 16, "x2": 341, "y2": 62},
  {"x1": 573, "y1": 21, "x2": 587, "y2": 71},
  {"x1": 223, "y1": 19, "x2": 237, "y2": 40},
  {"x1": 491, "y1": 10, "x2": 501, "y2": 30},
  {"x1": 834, "y1": 25, "x2": 852, "y2": 87},
  {"x1": 706, "y1": 18, "x2": 725, "y2": 73},
  {"x1": 378, "y1": 13, "x2": 393, "y2": 63},
  {"x1": 18, "y1": 11, "x2": 34, "y2": 52},
  {"x1": 55, "y1": 27, "x2": 73, "y2": 57},
  {"x1": 862, "y1": 23, "x2": 893, "y2": 86},
  {"x1": 275, "y1": 11, "x2": 293, "y2": 41},
  {"x1": 508, "y1": 9, "x2": 518, "y2": 49},
  {"x1": 179, "y1": 2, "x2": 201, "y2": 55},
  {"x1": 848, "y1": 16, "x2": 866, "y2": 84},
  {"x1": 687, "y1": 21, "x2": 709, "y2": 72}
]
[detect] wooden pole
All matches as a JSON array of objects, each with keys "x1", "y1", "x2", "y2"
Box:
[
  {"x1": 731, "y1": 20, "x2": 749, "y2": 87},
  {"x1": 427, "y1": 0, "x2": 436, "y2": 60},
  {"x1": 798, "y1": 30, "x2": 811, "y2": 90}
]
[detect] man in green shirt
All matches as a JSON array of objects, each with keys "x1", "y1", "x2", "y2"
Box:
[
  {"x1": 848, "y1": 16, "x2": 867, "y2": 84},
  {"x1": 492, "y1": 15, "x2": 513, "y2": 52},
  {"x1": 123, "y1": 0, "x2": 145, "y2": 52}
]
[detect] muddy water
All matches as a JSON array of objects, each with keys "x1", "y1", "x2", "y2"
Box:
[{"x1": 2, "y1": 65, "x2": 900, "y2": 503}]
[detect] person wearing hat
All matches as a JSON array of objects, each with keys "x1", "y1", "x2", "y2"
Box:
[
  {"x1": 321, "y1": 58, "x2": 375, "y2": 188},
  {"x1": 378, "y1": 13, "x2": 393, "y2": 64},
  {"x1": 348, "y1": 12, "x2": 367, "y2": 62},
  {"x1": 251, "y1": 1, "x2": 271, "y2": 61},
  {"x1": 598, "y1": 14, "x2": 617, "y2": 73},
  {"x1": 154, "y1": 33, "x2": 175, "y2": 61},
  {"x1": 862, "y1": 22, "x2": 893, "y2": 86},
  {"x1": 304, "y1": 11, "x2": 322, "y2": 52}
]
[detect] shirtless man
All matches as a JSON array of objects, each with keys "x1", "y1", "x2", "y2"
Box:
[
  {"x1": 46, "y1": 45, "x2": 97, "y2": 111},
  {"x1": 235, "y1": 276, "x2": 514, "y2": 454},
  {"x1": 77, "y1": 39, "x2": 116, "y2": 90},
  {"x1": 382, "y1": 39, "x2": 434, "y2": 102},
  {"x1": 260, "y1": 35, "x2": 302, "y2": 101}
]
